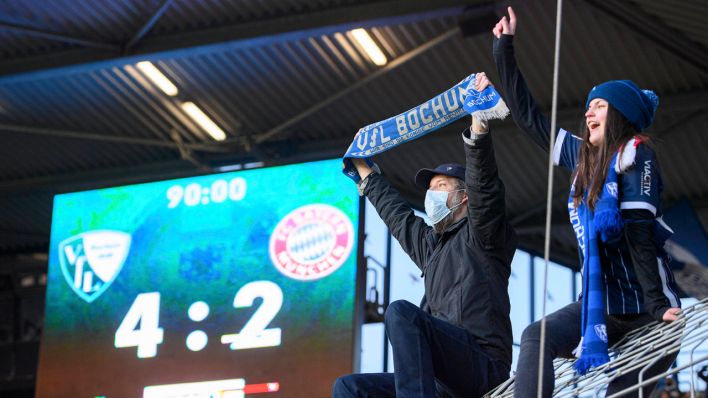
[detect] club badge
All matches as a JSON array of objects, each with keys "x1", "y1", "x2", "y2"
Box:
[
  {"x1": 269, "y1": 204, "x2": 354, "y2": 281},
  {"x1": 59, "y1": 230, "x2": 131, "y2": 303},
  {"x1": 594, "y1": 324, "x2": 608, "y2": 343}
]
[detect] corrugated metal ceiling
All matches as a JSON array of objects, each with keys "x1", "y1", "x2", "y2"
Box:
[{"x1": 0, "y1": 0, "x2": 706, "y2": 268}]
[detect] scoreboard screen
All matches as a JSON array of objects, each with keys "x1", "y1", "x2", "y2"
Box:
[{"x1": 36, "y1": 159, "x2": 360, "y2": 398}]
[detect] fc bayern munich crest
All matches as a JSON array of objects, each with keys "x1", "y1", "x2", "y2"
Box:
[{"x1": 269, "y1": 204, "x2": 354, "y2": 281}]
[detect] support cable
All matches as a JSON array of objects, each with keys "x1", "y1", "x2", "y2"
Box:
[{"x1": 537, "y1": 0, "x2": 564, "y2": 396}]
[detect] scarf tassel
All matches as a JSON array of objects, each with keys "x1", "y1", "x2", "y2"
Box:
[
  {"x1": 574, "y1": 352, "x2": 611, "y2": 375},
  {"x1": 468, "y1": 98, "x2": 510, "y2": 121}
]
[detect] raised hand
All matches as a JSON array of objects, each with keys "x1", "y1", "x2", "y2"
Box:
[
  {"x1": 352, "y1": 157, "x2": 374, "y2": 180},
  {"x1": 471, "y1": 72, "x2": 491, "y2": 133},
  {"x1": 492, "y1": 6, "x2": 517, "y2": 38},
  {"x1": 474, "y1": 72, "x2": 492, "y2": 92}
]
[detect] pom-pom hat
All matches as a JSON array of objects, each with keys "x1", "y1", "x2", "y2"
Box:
[{"x1": 586, "y1": 80, "x2": 659, "y2": 132}]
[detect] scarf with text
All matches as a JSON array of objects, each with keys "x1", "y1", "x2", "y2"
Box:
[
  {"x1": 571, "y1": 153, "x2": 624, "y2": 375},
  {"x1": 341, "y1": 73, "x2": 509, "y2": 182}
]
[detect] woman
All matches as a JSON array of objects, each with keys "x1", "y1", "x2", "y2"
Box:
[{"x1": 491, "y1": 7, "x2": 682, "y2": 398}]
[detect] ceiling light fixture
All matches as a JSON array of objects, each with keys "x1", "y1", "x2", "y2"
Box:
[
  {"x1": 136, "y1": 61, "x2": 179, "y2": 96},
  {"x1": 350, "y1": 28, "x2": 387, "y2": 66},
  {"x1": 180, "y1": 102, "x2": 226, "y2": 141},
  {"x1": 215, "y1": 164, "x2": 243, "y2": 172}
]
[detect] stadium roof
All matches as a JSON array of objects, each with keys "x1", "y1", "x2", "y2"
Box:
[{"x1": 1, "y1": 0, "x2": 707, "y2": 268}]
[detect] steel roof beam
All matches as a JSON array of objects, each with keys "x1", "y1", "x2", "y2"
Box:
[
  {"x1": 0, "y1": 124, "x2": 233, "y2": 153},
  {"x1": 0, "y1": 136, "x2": 353, "y2": 195},
  {"x1": 584, "y1": 0, "x2": 708, "y2": 76},
  {"x1": 1, "y1": 87, "x2": 704, "y2": 185},
  {"x1": 0, "y1": 21, "x2": 119, "y2": 51},
  {"x1": 133, "y1": 0, "x2": 489, "y2": 55},
  {"x1": 655, "y1": 110, "x2": 706, "y2": 138},
  {"x1": 253, "y1": 26, "x2": 461, "y2": 145},
  {"x1": 248, "y1": 84, "x2": 708, "y2": 148},
  {"x1": 0, "y1": 0, "x2": 484, "y2": 82},
  {"x1": 124, "y1": 0, "x2": 176, "y2": 52}
]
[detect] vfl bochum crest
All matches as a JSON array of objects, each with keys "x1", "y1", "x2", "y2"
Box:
[{"x1": 58, "y1": 230, "x2": 132, "y2": 303}]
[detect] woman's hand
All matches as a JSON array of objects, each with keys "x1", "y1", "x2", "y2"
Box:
[
  {"x1": 662, "y1": 307, "x2": 681, "y2": 322},
  {"x1": 492, "y1": 6, "x2": 517, "y2": 38}
]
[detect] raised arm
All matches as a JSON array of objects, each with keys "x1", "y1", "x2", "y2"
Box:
[
  {"x1": 492, "y1": 7, "x2": 554, "y2": 152},
  {"x1": 462, "y1": 73, "x2": 516, "y2": 251},
  {"x1": 463, "y1": 129, "x2": 514, "y2": 251},
  {"x1": 353, "y1": 159, "x2": 430, "y2": 271}
]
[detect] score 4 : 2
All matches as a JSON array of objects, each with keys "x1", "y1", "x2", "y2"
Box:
[{"x1": 114, "y1": 280, "x2": 283, "y2": 358}]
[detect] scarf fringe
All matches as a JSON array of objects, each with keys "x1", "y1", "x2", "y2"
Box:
[
  {"x1": 573, "y1": 352, "x2": 610, "y2": 375},
  {"x1": 471, "y1": 100, "x2": 510, "y2": 121}
]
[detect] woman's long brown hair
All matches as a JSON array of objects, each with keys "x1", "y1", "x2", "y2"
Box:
[{"x1": 572, "y1": 104, "x2": 639, "y2": 210}]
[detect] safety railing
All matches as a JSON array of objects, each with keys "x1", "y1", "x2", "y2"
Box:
[{"x1": 485, "y1": 296, "x2": 708, "y2": 398}]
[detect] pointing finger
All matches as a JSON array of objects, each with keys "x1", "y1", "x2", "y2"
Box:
[{"x1": 508, "y1": 6, "x2": 517, "y2": 31}]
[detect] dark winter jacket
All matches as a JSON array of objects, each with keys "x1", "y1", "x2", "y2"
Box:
[{"x1": 361, "y1": 130, "x2": 517, "y2": 368}]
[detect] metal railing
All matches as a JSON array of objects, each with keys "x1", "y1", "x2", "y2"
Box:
[{"x1": 486, "y1": 297, "x2": 708, "y2": 398}]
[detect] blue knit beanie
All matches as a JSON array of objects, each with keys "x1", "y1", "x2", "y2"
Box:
[{"x1": 585, "y1": 80, "x2": 659, "y2": 132}]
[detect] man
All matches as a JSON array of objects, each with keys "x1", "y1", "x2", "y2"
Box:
[{"x1": 333, "y1": 72, "x2": 517, "y2": 398}]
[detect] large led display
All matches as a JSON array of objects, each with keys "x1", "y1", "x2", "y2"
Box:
[{"x1": 36, "y1": 159, "x2": 360, "y2": 397}]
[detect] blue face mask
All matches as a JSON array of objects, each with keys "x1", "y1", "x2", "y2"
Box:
[{"x1": 424, "y1": 189, "x2": 464, "y2": 225}]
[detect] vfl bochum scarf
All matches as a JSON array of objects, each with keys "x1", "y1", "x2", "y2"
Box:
[
  {"x1": 341, "y1": 73, "x2": 509, "y2": 182},
  {"x1": 571, "y1": 153, "x2": 624, "y2": 375}
]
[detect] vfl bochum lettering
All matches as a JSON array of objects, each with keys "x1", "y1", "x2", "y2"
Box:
[
  {"x1": 342, "y1": 72, "x2": 510, "y2": 182},
  {"x1": 395, "y1": 88, "x2": 465, "y2": 136},
  {"x1": 357, "y1": 126, "x2": 391, "y2": 151},
  {"x1": 568, "y1": 206, "x2": 586, "y2": 252},
  {"x1": 355, "y1": 85, "x2": 469, "y2": 152}
]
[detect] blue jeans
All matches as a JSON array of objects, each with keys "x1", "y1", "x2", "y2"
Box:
[
  {"x1": 333, "y1": 300, "x2": 509, "y2": 398},
  {"x1": 514, "y1": 301, "x2": 679, "y2": 398}
]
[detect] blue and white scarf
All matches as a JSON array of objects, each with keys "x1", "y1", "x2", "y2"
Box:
[
  {"x1": 570, "y1": 153, "x2": 624, "y2": 375},
  {"x1": 341, "y1": 73, "x2": 509, "y2": 182}
]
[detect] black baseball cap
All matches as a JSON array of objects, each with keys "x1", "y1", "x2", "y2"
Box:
[{"x1": 414, "y1": 163, "x2": 465, "y2": 190}]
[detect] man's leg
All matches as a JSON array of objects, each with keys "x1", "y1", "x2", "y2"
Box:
[
  {"x1": 514, "y1": 301, "x2": 583, "y2": 398},
  {"x1": 332, "y1": 373, "x2": 395, "y2": 398},
  {"x1": 384, "y1": 300, "x2": 506, "y2": 398}
]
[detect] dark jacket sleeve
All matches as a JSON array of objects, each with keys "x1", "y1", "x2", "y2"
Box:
[
  {"x1": 623, "y1": 209, "x2": 673, "y2": 321},
  {"x1": 493, "y1": 34, "x2": 554, "y2": 152},
  {"x1": 463, "y1": 130, "x2": 516, "y2": 251},
  {"x1": 362, "y1": 173, "x2": 430, "y2": 271}
]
